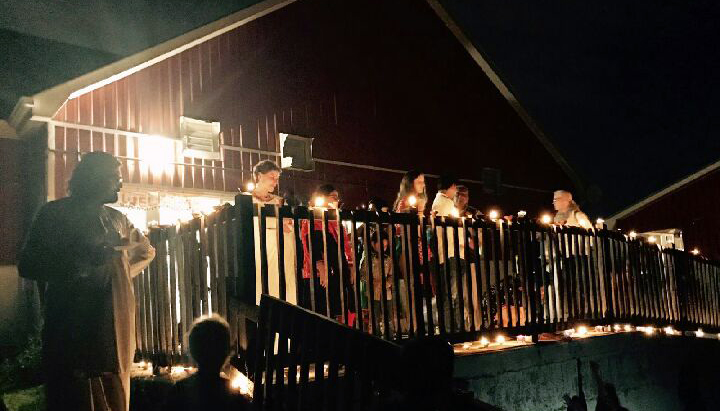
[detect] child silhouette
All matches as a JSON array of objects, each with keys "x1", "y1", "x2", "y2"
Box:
[{"x1": 166, "y1": 315, "x2": 250, "y2": 411}]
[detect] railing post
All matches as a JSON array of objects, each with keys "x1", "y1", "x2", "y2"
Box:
[
  {"x1": 234, "y1": 193, "x2": 257, "y2": 304},
  {"x1": 674, "y1": 250, "x2": 690, "y2": 330},
  {"x1": 232, "y1": 193, "x2": 259, "y2": 373}
]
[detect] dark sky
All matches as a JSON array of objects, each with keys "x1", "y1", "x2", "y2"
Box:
[
  {"x1": 442, "y1": 0, "x2": 720, "y2": 216},
  {"x1": 2, "y1": 0, "x2": 719, "y2": 216}
]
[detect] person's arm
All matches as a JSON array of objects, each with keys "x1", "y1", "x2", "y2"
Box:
[
  {"x1": 127, "y1": 228, "x2": 156, "y2": 278},
  {"x1": 18, "y1": 205, "x2": 63, "y2": 282}
]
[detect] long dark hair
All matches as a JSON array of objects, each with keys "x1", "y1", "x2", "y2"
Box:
[
  {"x1": 68, "y1": 151, "x2": 121, "y2": 198},
  {"x1": 393, "y1": 170, "x2": 426, "y2": 211}
]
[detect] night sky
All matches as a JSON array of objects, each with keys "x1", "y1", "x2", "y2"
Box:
[{"x1": 2, "y1": 0, "x2": 719, "y2": 216}]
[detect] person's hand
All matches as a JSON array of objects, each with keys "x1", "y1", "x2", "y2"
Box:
[{"x1": 316, "y1": 260, "x2": 327, "y2": 287}]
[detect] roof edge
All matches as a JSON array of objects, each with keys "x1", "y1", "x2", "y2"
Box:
[
  {"x1": 425, "y1": 0, "x2": 583, "y2": 194},
  {"x1": 607, "y1": 158, "x2": 720, "y2": 225},
  {"x1": 26, "y1": 0, "x2": 296, "y2": 120}
]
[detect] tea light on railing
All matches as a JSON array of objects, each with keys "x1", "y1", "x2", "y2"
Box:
[
  {"x1": 613, "y1": 324, "x2": 621, "y2": 332},
  {"x1": 450, "y1": 207, "x2": 460, "y2": 218},
  {"x1": 408, "y1": 195, "x2": 417, "y2": 207},
  {"x1": 576, "y1": 326, "x2": 588, "y2": 336},
  {"x1": 663, "y1": 326, "x2": 676, "y2": 335},
  {"x1": 640, "y1": 326, "x2": 654, "y2": 336},
  {"x1": 314, "y1": 196, "x2": 326, "y2": 207},
  {"x1": 563, "y1": 328, "x2": 575, "y2": 337},
  {"x1": 629, "y1": 231, "x2": 637, "y2": 239},
  {"x1": 488, "y1": 209, "x2": 499, "y2": 220},
  {"x1": 596, "y1": 218, "x2": 605, "y2": 229},
  {"x1": 462, "y1": 342, "x2": 471, "y2": 350},
  {"x1": 479, "y1": 337, "x2": 489, "y2": 346},
  {"x1": 541, "y1": 214, "x2": 552, "y2": 225},
  {"x1": 246, "y1": 182, "x2": 255, "y2": 192},
  {"x1": 495, "y1": 334, "x2": 506, "y2": 343},
  {"x1": 517, "y1": 210, "x2": 527, "y2": 218},
  {"x1": 691, "y1": 248, "x2": 700, "y2": 255},
  {"x1": 696, "y1": 328, "x2": 705, "y2": 338},
  {"x1": 624, "y1": 324, "x2": 633, "y2": 332}
]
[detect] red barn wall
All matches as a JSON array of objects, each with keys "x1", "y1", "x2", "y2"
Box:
[
  {"x1": 616, "y1": 168, "x2": 720, "y2": 260},
  {"x1": 49, "y1": 0, "x2": 573, "y2": 214}
]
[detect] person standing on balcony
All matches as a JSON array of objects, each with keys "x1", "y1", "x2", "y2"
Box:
[
  {"x1": 431, "y1": 175, "x2": 465, "y2": 331},
  {"x1": 393, "y1": 170, "x2": 427, "y2": 213},
  {"x1": 552, "y1": 190, "x2": 592, "y2": 229},
  {"x1": 18, "y1": 152, "x2": 155, "y2": 411},
  {"x1": 301, "y1": 184, "x2": 356, "y2": 325},
  {"x1": 250, "y1": 160, "x2": 297, "y2": 305}
]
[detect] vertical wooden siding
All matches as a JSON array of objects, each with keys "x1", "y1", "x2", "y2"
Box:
[{"x1": 49, "y1": 0, "x2": 573, "y2": 209}]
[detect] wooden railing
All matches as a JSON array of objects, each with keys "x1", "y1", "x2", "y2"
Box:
[{"x1": 132, "y1": 194, "x2": 720, "y2": 365}]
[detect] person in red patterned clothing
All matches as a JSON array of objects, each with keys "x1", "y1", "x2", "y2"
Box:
[{"x1": 299, "y1": 184, "x2": 356, "y2": 325}]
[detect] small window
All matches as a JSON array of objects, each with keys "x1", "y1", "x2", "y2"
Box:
[
  {"x1": 180, "y1": 116, "x2": 221, "y2": 160},
  {"x1": 279, "y1": 133, "x2": 314, "y2": 171}
]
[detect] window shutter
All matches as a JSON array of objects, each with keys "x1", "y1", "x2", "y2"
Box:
[{"x1": 180, "y1": 116, "x2": 221, "y2": 160}]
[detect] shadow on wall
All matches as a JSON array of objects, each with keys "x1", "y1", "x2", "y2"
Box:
[{"x1": 455, "y1": 333, "x2": 720, "y2": 411}]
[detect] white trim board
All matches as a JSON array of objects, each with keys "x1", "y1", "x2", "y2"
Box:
[{"x1": 607, "y1": 159, "x2": 720, "y2": 227}]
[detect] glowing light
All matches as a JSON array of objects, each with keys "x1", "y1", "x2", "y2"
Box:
[
  {"x1": 170, "y1": 366, "x2": 187, "y2": 376},
  {"x1": 408, "y1": 195, "x2": 417, "y2": 207},
  {"x1": 696, "y1": 329, "x2": 705, "y2": 338},
  {"x1": 462, "y1": 342, "x2": 471, "y2": 350},
  {"x1": 450, "y1": 207, "x2": 460, "y2": 218},
  {"x1": 648, "y1": 236, "x2": 657, "y2": 243},
  {"x1": 479, "y1": 337, "x2": 489, "y2": 346},
  {"x1": 541, "y1": 214, "x2": 552, "y2": 224},
  {"x1": 624, "y1": 324, "x2": 633, "y2": 332},
  {"x1": 138, "y1": 135, "x2": 177, "y2": 175},
  {"x1": 488, "y1": 209, "x2": 499, "y2": 220},
  {"x1": 314, "y1": 196, "x2": 326, "y2": 207},
  {"x1": 613, "y1": 324, "x2": 621, "y2": 331},
  {"x1": 495, "y1": 335, "x2": 506, "y2": 343},
  {"x1": 577, "y1": 326, "x2": 588, "y2": 336},
  {"x1": 246, "y1": 182, "x2": 255, "y2": 192},
  {"x1": 595, "y1": 326, "x2": 604, "y2": 332},
  {"x1": 664, "y1": 326, "x2": 675, "y2": 335},
  {"x1": 596, "y1": 218, "x2": 605, "y2": 225},
  {"x1": 692, "y1": 248, "x2": 700, "y2": 256},
  {"x1": 564, "y1": 329, "x2": 575, "y2": 337},
  {"x1": 641, "y1": 326, "x2": 654, "y2": 336},
  {"x1": 517, "y1": 210, "x2": 527, "y2": 218},
  {"x1": 360, "y1": 203, "x2": 366, "y2": 209},
  {"x1": 231, "y1": 374, "x2": 251, "y2": 395},
  {"x1": 629, "y1": 231, "x2": 637, "y2": 239}
]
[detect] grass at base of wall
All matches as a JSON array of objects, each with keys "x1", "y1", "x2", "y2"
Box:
[{"x1": 2, "y1": 385, "x2": 44, "y2": 411}]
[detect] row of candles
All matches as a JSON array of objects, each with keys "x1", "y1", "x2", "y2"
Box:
[{"x1": 457, "y1": 324, "x2": 720, "y2": 351}]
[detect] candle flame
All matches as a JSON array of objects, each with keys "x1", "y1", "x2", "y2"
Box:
[
  {"x1": 314, "y1": 196, "x2": 326, "y2": 207},
  {"x1": 408, "y1": 195, "x2": 417, "y2": 207},
  {"x1": 488, "y1": 209, "x2": 499, "y2": 220},
  {"x1": 246, "y1": 182, "x2": 255, "y2": 192},
  {"x1": 541, "y1": 214, "x2": 552, "y2": 224}
]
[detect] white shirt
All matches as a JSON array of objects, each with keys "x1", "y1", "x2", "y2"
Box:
[{"x1": 432, "y1": 192, "x2": 464, "y2": 260}]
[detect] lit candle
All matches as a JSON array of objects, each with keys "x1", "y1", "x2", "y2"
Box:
[
  {"x1": 246, "y1": 182, "x2": 255, "y2": 192},
  {"x1": 450, "y1": 207, "x2": 460, "y2": 218},
  {"x1": 629, "y1": 231, "x2": 637, "y2": 239},
  {"x1": 541, "y1": 214, "x2": 552, "y2": 225},
  {"x1": 691, "y1": 248, "x2": 700, "y2": 255},
  {"x1": 495, "y1": 334, "x2": 506, "y2": 343},
  {"x1": 314, "y1": 196, "x2": 326, "y2": 207},
  {"x1": 408, "y1": 195, "x2": 417, "y2": 207},
  {"x1": 517, "y1": 210, "x2": 527, "y2": 218},
  {"x1": 488, "y1": 209, "x2": 499, "y2": 220}
]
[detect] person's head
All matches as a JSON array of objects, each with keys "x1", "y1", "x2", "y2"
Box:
[
  {"x1": 438, "y1": 174, "x2": 459, "y2": 198},
  {"x1": 253, "y1": 160, "x2": 281, "y2": 193},
  {"x1": 553, "y1": 190, "x2": 574, "y2": 213},
  {"x1": 454, "y1": 185, "x2": 469, "y2": 210},
  {"x1": 313, "y1": 184, "x2": 340, "y2": 209},
  {"x1": 188, "y1": 315, "x2": 231, "y2": 373},
  {"x1": 371, "y1": 230, "x2": 390, "y2": 253},
  {"x1": 68, "y1": 151, "x2": 122, "y2": 204},
  {"x1": 394, "y1": 171, "x2": 426, "y2": 210}
]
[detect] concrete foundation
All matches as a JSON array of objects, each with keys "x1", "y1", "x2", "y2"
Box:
[{"x1": 455, "y1": 333, "x2": 720, "y2": 410}]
